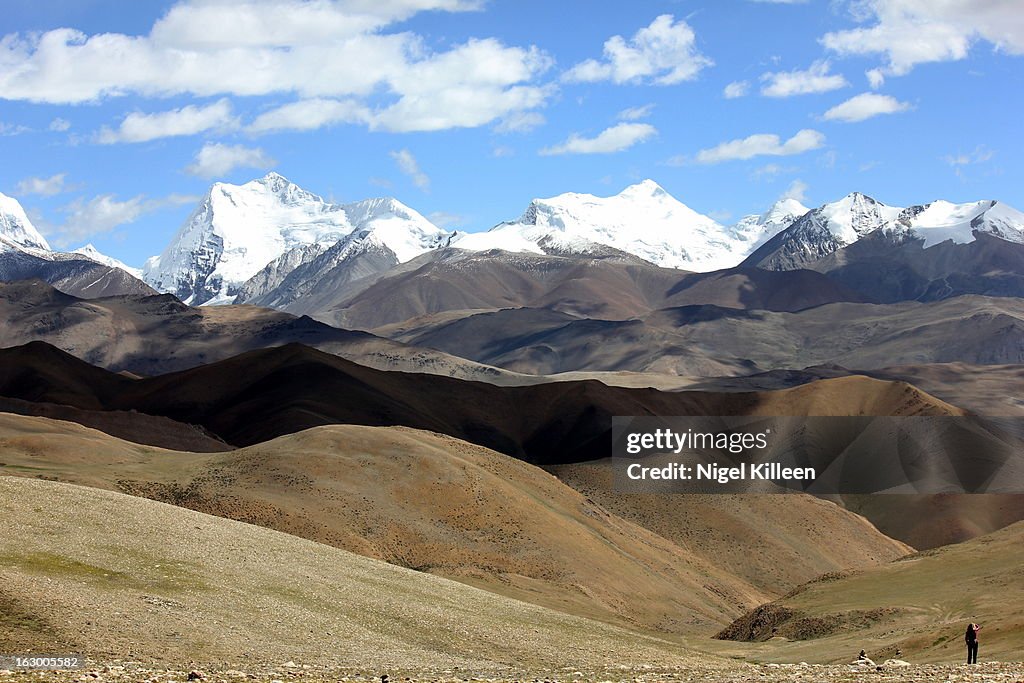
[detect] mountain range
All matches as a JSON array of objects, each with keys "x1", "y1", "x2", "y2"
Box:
[{"x1": 5, "y1": 174, "x2": 1024, "y2": 314}]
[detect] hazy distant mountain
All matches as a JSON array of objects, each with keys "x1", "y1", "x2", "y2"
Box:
[
  {"x1": 143, "y1": 173, "x2": 449, "y2": 305},
  {"x1": 72, "y1": 243, "x2": 143, "y2": 278},
  {"x1": 729, "y1": 197, "x2": 809, "y2": 250},
  {"x1": 0, "y1": 192, "x2": 153, "y2": 298}
]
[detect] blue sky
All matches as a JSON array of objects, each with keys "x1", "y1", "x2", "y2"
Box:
[{"x1": 1, "y1": 0, "x2": 1022, "y2": 268}]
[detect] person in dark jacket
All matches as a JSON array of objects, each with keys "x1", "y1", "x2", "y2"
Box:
[{"x1": 965, "y1": 622, "x2": 981, "y2": 664}]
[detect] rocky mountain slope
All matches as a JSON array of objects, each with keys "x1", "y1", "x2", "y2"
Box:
[
  {"x1": 744, "y1": 193, "x2": 1024, "y2": 278},
  {"x1": 391, "y1": 295, "x2": 1024, "y2": 375},
  {"x1": 0, "y1": 280, "x2": 515, "y2": 381}
]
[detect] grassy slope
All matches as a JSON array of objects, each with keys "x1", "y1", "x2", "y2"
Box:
[
  {"x1": 0, "y1": 476, "x2": 719, "y2": 672},
  {"x1": 714, "y1": 521, "x2": 1024, "y2": 664}
]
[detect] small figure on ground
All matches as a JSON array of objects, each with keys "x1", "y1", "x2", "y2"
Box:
[{"x1": 965, "y1": 622, "x2": 981, "y2": 664}]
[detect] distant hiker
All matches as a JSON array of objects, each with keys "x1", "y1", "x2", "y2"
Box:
[
  {"x1": 853, "y1": 649, "x2": 875, "y2": 667},
  {"x1": 965, "y1": 622, "x2": 981, "y2": 664}
]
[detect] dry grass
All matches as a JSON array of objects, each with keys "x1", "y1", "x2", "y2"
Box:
[{"x1": 0, "y1": 476, "x2": 717, "y2": 672}]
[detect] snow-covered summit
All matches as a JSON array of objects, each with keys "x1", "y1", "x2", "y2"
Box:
[
  {"x1": 72, "y1": 244, "x2": 144, "y2": 278},
  {"x1": 143, "y1": 173, "x2": 450, "y2": 305},
  {"x1": 799, "y1": 192, "x2": 904, "y2": 244},
  {"x1": 744, "y1": 190, "x2": 1024, "y2": 271},
  {"x1": 453, "y1": 180, "x2": 763, "y2": 271},
  {"x1": 798, "y1": 192, "x2": 1024, "y2": 248},
  {"x1": 730, "y1": 198, "x2": 809, "y2": 249},
  {"x1": 0, "y1": 192, "x2": 50, "y2": 253},
  {"x1": 887, "y1": 199, "x2": 1024, "y2": 247},
  {"x1": 341, "y1": 197, "x2": 451, "y2": 262}
]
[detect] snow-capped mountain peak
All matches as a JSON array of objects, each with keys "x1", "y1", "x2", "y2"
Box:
[
  {"x1": 887, "y1": 198, "x2": 1024, "y2": 247},
  {"x1": 143, "y1": 174, "x2": 451, "y2": 305},
  {"x1": 814, "y1": 191, "x2": 904, "y2": 243},
  {"x1": 72, "y1": 244, "x2": 143, "y2": 278},
  {"x1": 762, "y1": 198, "x2": 810, "y2": 225},
  {"x1": 144, "y1": 174, "x2": 353, "y2": 304},
  {"x1": 454, "y1": 180, "x2": 758, "y2": 271},
  {"x1": 341, "y1": 196, "x2": 449, "y2": 262},
  {"x1": 730, "y1": 198, "x2": 809, "y2": 248},
  {"x1": 618, "y1": 178, "x2": 669, "y2": 198},
  {"x1": 0, "y1": 191, "x2": 50, "y2": 253}
]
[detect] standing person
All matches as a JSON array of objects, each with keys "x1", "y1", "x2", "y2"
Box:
[{"x1": 965, "y1": 622, "x2": 981, "y2": 664}]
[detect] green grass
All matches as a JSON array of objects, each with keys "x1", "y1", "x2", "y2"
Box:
[
  {"x1": 259, "y1": 582, "x2": 321, "y2": 609},
  {"x1": 0, "y1": 551, "x2": 207, "y2": 593}
]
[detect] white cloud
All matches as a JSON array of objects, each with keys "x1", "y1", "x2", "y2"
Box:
[
  {"x1": 760, "y1": 60, "x2": 848, "y2": 97},
  {"x1": 97, "y1": 99, "x2": 237, "y2": 143},
  {"x1": 617, "y1": 104, "x2": 654, "y2": 121},
  {"x1": 822, "y1": 0, "x2": 1024, "y2": 78},
  {"x1": 696, "y1": 129, "x2": 825, "y2": 163},
  {"x1": 371, "y1": 39, "x2": 552, "y2": 132},
  {"x1": 944, "y1": 146, "x2": 994, "y2": 167},
  {"x1": 0, "y1": 121, "x2": 31, "y2": 136},
  {"x1": 390, "y1": 149, "x2": 430, "y2": 190},
  {"x1": 249, "y1": 98, "x2": 369, "y2": 133},
  {"x1": 563, "y1": 15, "x2": 712, "y2": 85},
  {"x1": 866, "y1": 68, "x2": 885, "y2": 88},
  {"x1": 15, "y1": 173, "x2": 67, "y2": 196},
  {"x1": 0, "y1": 1, "x2": 547, "y2": 135},
  {"x1": 751, "y1": 163, "x2": 797, "y2": 180},
  {"x1": 822, "y1": 92, "x2": 911, "y2": 122},
  {"x1": 427, "y1": 211, "x2": 463, "y2": 228},
  {"x1": 186, "y1": 142, "x2": 276, "y2": 178},
  {"x1": 723, "y1": 80, "x2": 749, "y2": 98},
  {"x1": 47, "y1": 193, "x2": 196, "y2": 246},
  {"x1": 49, "y1": 117, "x2": 71, "y2": 132},
  {"x1": 944, "y1": 145, "x2": 995, "y2": 179},
  {"x1": 540, "y1": 123, "x2": 657, "y2": 156},
  {"x1": 494, "y1": 110, "x2": 546, "y2": 133},
  {"x1": 149, "y1": 0, "x2": 483, "y2": 48},
  {"x1": 780, "y1": 179, "x2": 808, "y2": 203}
]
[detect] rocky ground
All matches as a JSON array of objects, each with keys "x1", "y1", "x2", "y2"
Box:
[{"x1": 1, "y1": 661, "x2": 1023, "y2": 683}]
